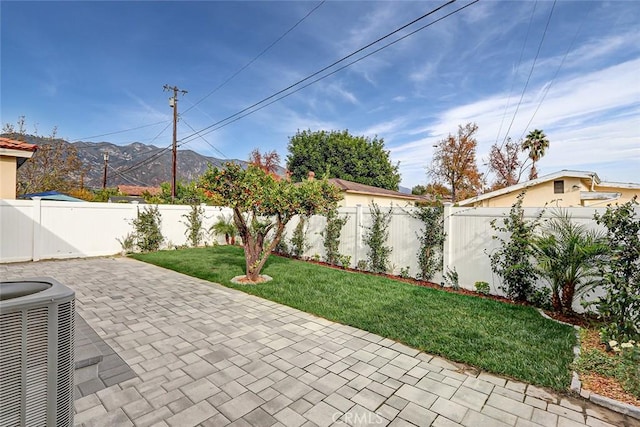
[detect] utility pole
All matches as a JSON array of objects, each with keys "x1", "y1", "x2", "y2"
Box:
[
  {"x1": 163, "y1": 84, "x2": 188, "y2": 202},
  {"x1": 102, "y1": 151, "x2": 109, "y2": 190}
]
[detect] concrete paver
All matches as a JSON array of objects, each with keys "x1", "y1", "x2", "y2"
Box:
[{"x1": 2, "y1": 257, "x2": 637, "y2": 427}]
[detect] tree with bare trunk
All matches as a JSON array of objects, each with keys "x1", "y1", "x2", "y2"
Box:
[
  {"x1": 200, "y1": 163, "x2": 342, "y2": 282},
  {"x1": 488, "y1": 139, "x2": 525, "y2": 190}
]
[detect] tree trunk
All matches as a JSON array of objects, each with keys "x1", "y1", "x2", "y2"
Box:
[
  {"x1": 224, "y1": 233, "x2": 230, "y2": 245},
  {"x1": 561, "y1": 282, "x2": 575, "y2": 314},
  {"x1": 551, "y1": 289, "x2": 561, "y2": 312}
]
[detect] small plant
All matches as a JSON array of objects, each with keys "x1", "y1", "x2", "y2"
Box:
[
  {"x1": 364, "y1": 202, "x2": 393, "y2": 274},
  {"x1": 338, "y1": 254, "x2": 351, "y2": 269},
  {"x1": 489, "y1": 192, "x2": 543, "y2": 302},
  {"x1": 356, "y1": 260, "x2": 368, "y2": 271},
  {"x1": 117, "y1": 232, "x2": 135, "y2": 254},
  {"x1": 400, "y1": 266, "x2": 411, "y2": 279},
  {"x1": 312, "y1": 253, "x2": 321, "y2": 262},
  {"x1": 210, "y1": 214, "x2": 237, "y2": 245},
  {"x1": 443, "y1": 267, "x2": 459, "y2": 290},
  {"x1": 322, "y1": 207, "x2": 348, "y2": 265},
  {"x1": 408, "y1": 205, "x2": 445, "y2": 281},
  {"x1": 593, "y1": 196, "x2": 639, "y2": 343},
  {"x1": 290, "y1": 215, "x2": 309, "y2": 258},
  {"x1": 131, "y1": 205, "x2": 164, "y2": 252},
  {"x1": 529, "y1": 287, "x2": 552, "y2": 310},
  {"x1": 475, "y1": 281, "x2": 490, "y2": 295},
  {"x1": 274, "y1": 239, "x2": 289, "y2": 255},
  {"x1": 182, "y1": 203, "x2": 205, "y2": 247}
]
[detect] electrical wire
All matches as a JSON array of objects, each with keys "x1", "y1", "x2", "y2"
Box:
[
  {"x1": 179, "y1": 0, "x2": 459, "y2": 143},
  {"x1": 179, "y1": 118, "x2": 228, "y2": 159},
  {"x1": 183, "y1": 0, "x2": 326, "y2": 115},
  {"x1": 518, "y1": 15, "x2": 584, "y2": 141},
  {"x1": 180, "y1": 0, "x2": 478, "y2": 144},
  {"x1": 499, "y1": 0, "x2": 557, "y2": 147},
  {"x1": 494, "y1": 1, "x2": 538, "y2": 146},
  {"x1": 70, "y1": 120, "x2": 170, "y2": 142}
]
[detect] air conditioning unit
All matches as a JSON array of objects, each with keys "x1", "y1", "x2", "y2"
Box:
[{"x1": 0, "y1": 278, "x2": 75, "y2": 427}]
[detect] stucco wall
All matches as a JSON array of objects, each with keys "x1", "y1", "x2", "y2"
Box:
[
  {"x1": 0, "y1": 156, "x2": 17, "y2": 199},
  {"x1": 476, "y1": 177, "x2": 638, "y2": 208}
]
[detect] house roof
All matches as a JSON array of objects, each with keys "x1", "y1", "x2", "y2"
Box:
[
  {"x1": 117, "y1": 185, "x2": 161, "y2": 196},
  {"x1": 327, "y1": 178, "x2": 421, "y2": 201},
  {"x1": 457, "y1": 170, "x2": 602, "y2": 206},
  {"x1": 0, "y1": 137, "x2": 38, "y2": 154}
]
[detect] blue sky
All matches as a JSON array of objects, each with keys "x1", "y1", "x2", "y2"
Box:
[{"x1": 2, "y1": 1, "x2": 638, "y2": 189}]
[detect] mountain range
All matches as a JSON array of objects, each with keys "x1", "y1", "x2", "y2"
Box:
[{"x1": 15, "y1": 135, "x2": 412, "y2": 193}]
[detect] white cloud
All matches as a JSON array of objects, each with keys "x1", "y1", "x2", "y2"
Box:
[{"x1": 393, "y1": 58, "x2": 640, "y2": 188}]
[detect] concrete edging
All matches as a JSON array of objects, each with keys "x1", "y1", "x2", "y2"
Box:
[{"x1": 537, "y1": 308, "x2": 640, "y2": 420}]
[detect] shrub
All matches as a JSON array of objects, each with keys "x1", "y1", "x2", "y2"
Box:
[
  {"x1": 322, "y1": 207, "x2": 347, "y2": 265},
  {"x1": 475, "y1": 281, "x2": 490, "y2": 295},
  {"x1": 210, "y1": 214, "x2": 237, "y2": 245},
  {"x1": 444, "y1": 267, "x2": 459, "y2": 290},
  {"x1": 290, "y1": 215, "x2": 309, "y2": 258},
  {"x1": 400, "y1": 267, "x2": 411, "y2": 279},
  {"x1": 365, "y1": 203, "x2": 393, "y2": 273},
  {"x1": 489, "y1": 192, "x2": 542, "y2": 301},
  {"x1": 132, "y1": 205, "x2": 164, "y2": 252},
  {"x1": 593, "y1": 196, "x2": 640, "y2": 343},
  {"x1": 182, "y1": 203, "x2": 205, "y2": 247},
  {"x1": 408, "y1": 205, "x2": 445, "y2": 281}
]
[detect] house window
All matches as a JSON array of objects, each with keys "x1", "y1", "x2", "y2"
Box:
[{"x1": 554, "y1": 180, "x2": 564, "y2": 194}]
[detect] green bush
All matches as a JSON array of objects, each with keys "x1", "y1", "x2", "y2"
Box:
[
  {"x1": 409, "y1": 206, "x2": 445, "y2": 281},
  {"x1": 593, "y1": 196, "x2": 640, "y2": 343},
  {"x1": 475, "y1": 281, "x2": 490, "y2": 295},
  {"x1": 132, "y1": 205, "x2": 164, "y2": 252},
  {"x1": 322, "y1": 207, "x2": 347, "y2": 265},
  {"x1": 182, "y1": 204, "x2": 205, "y2": 247},
  {"x1": 489, "y1": 192, "x2": 542, "y2": 302},
  {"x1": 365, "y1": 203, "x2": 393, "y2": 273}
]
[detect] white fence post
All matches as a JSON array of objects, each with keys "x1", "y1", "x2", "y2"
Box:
[
  {"x1": 354, "y1": 204, "x2": 363, "y2": 266},
  {"x1": 442, "y1": 202, "x2": 453, "y2": 281},
  {"x1": 32, "y1": 197, "x2": 42, "y2": 262}
]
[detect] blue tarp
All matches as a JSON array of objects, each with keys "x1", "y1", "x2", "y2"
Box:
[{"x1": 19, "y1": 191, "x2": 85, "y2": 202}]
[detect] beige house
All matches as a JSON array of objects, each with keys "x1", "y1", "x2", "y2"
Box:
[
  {"x1": 458, "y1": 170, "x2": 640, "y2": 208},
  {"x1": 327, "y1": 178, "x2": 424, "y2": 207},
  {"x1": 0, "y1": 137, "x2": 37, "y2": 199}
]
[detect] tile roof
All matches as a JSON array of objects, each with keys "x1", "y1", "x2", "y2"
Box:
[
  {"x1": 0, "y1": 137, "x2": 38, "y2": 152},
  {"x1": 327, "y1": 178, "x2": 420, "y2": 200},
  {"x1": 117, "y1": 185, "x2": 162, "y2": 196}
]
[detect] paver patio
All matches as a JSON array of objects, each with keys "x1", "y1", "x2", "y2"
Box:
[{"x1": 2, "y1": 257, "x2": 636, "y2": 427}]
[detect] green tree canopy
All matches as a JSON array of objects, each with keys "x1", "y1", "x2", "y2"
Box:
[{"x1": 286, "y1": 129, "x2": 401, "y2": 191}]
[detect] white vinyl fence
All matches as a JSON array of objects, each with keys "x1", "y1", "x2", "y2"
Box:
[{"x1": 2, "y1": 198, "x2": 633, "y2": 311}]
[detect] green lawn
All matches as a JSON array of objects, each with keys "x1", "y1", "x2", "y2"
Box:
[{"x1": 131, "y1": 245, "x2": 577, "y2": 390}]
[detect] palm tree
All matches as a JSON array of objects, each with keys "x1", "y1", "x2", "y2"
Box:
[
  {"x1": 210, "y1": 214, "x2": 237, "y2": 245},
  {"x1": 532, "y1": 210, "x2": 608, "y2": 313},
  {"x1": 522, "y1": 129, "x2": 549, "y2": 180}
]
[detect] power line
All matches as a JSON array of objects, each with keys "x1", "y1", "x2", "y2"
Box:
[
  {"x1": 180, "y1": 0, "x2": 478, "y2": 144},
  {"x1": 500, "y1": 0, "x2": 557, "y2": 147},
  {"x1": 180, "y1": 118, "x2": 228, "y2": 159},
  {"x1": 494, "y1": 1, "x2": 538, "y2": 146},
  {"x1": 518, "y1": 15, "x2": 584, "y2": 141},
  {"x1": 106, "y1": 122, "x2": 173, "y2": 178},
  {"x1": 179, "y1": 0, "x2": 459, "y2": 143},
  {"x1": 70, "y1": 120, "x2": 170, "y2": 142},
  {"x1": 183, "y1": 0, "x2": 326, "y2": 115}
]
